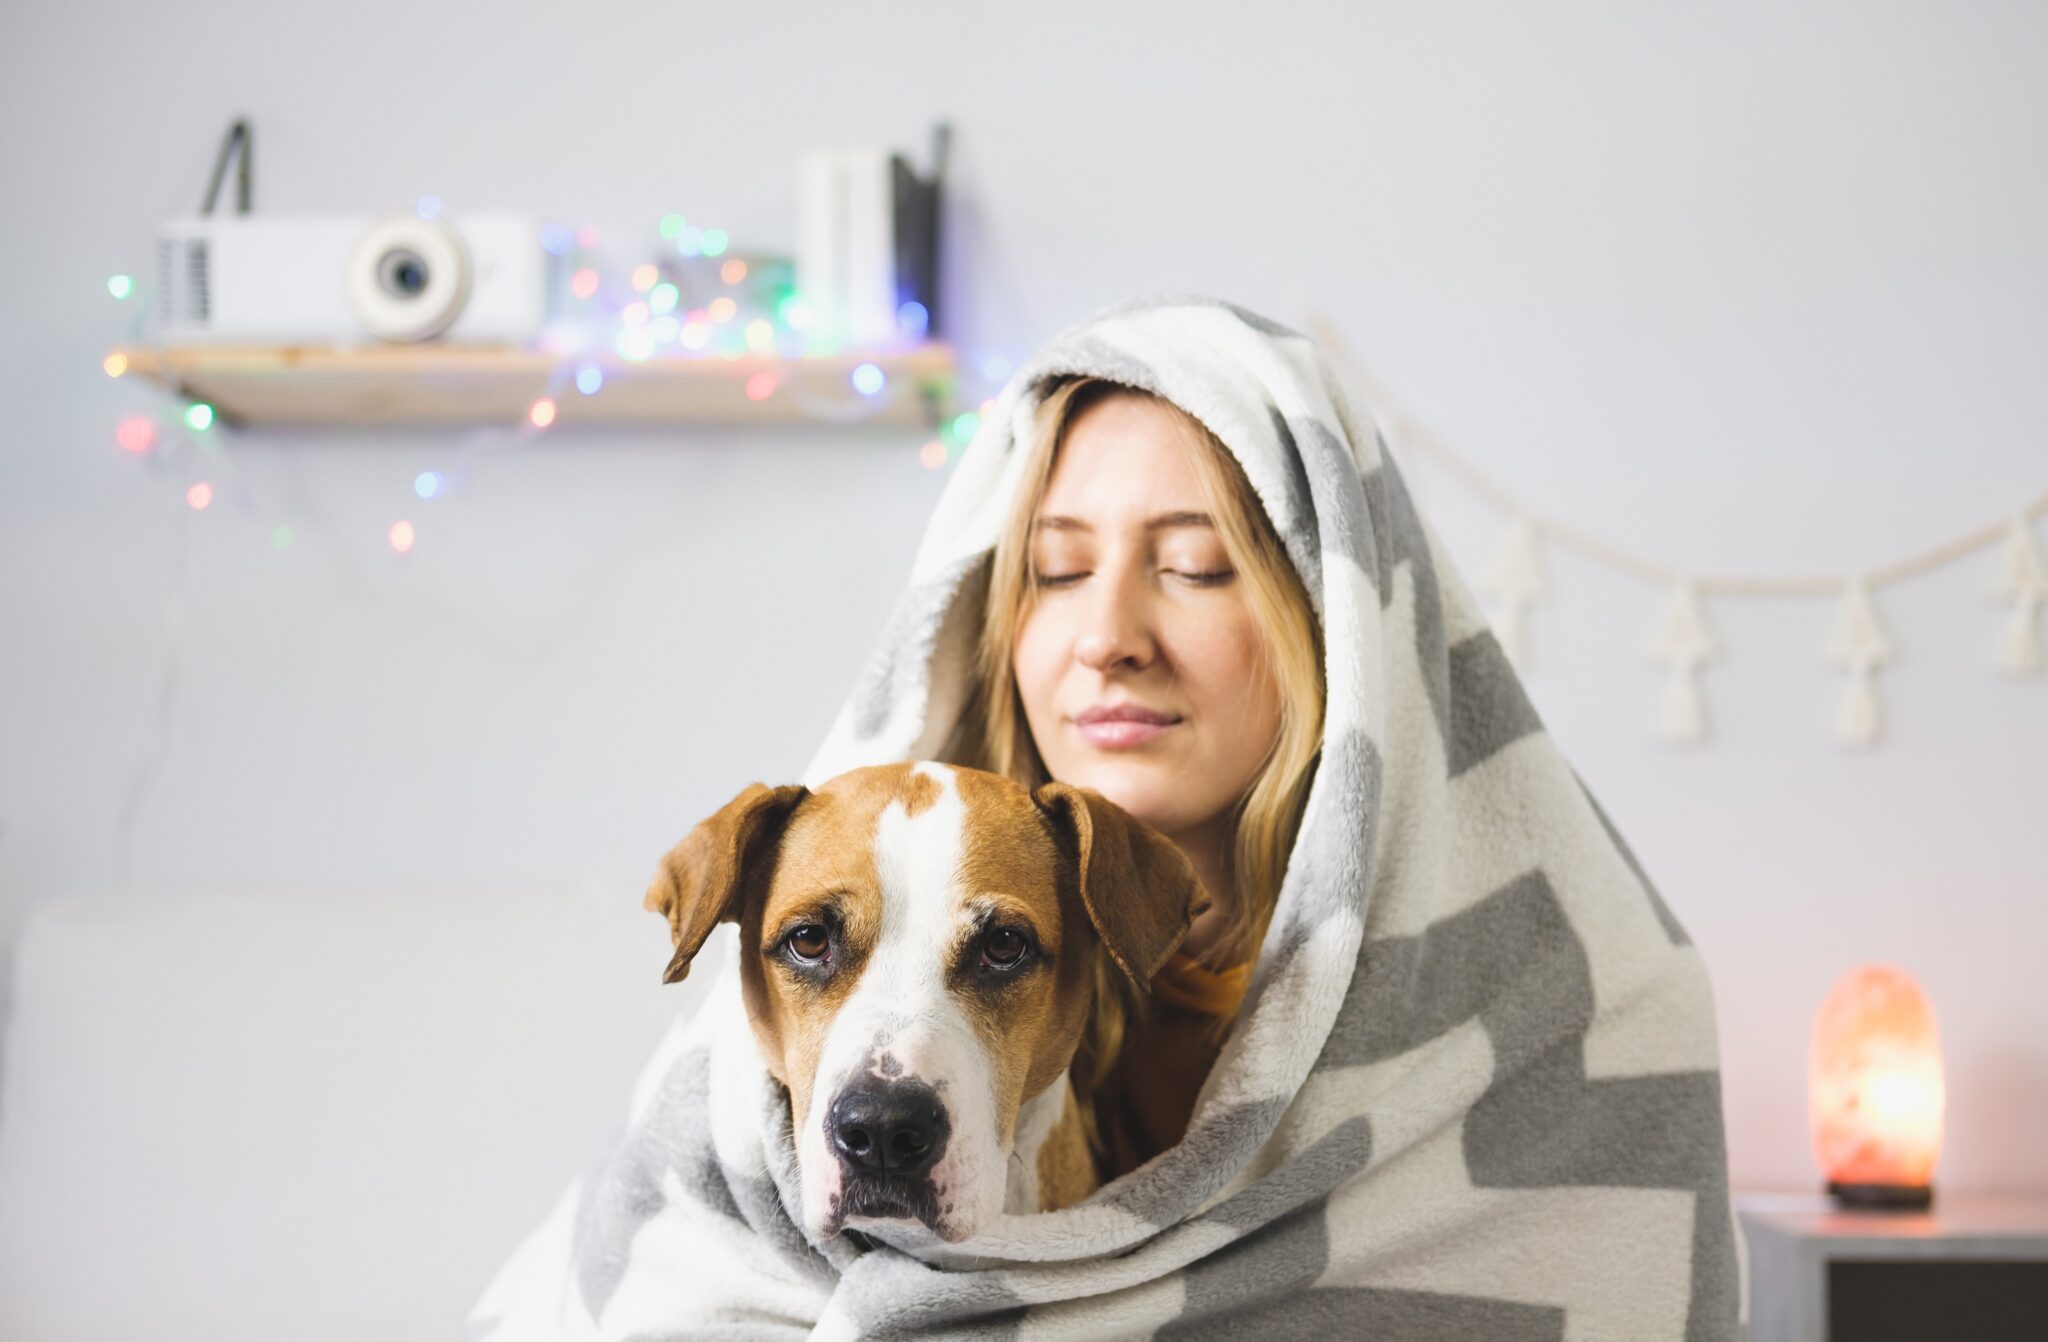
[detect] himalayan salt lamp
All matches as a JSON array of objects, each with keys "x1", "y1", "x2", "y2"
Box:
[{"x1": 1810, "y1": 965, "x2": 1944, "y2": 1210}]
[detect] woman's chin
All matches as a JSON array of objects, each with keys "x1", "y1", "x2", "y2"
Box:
[{"x1": 1052, "y1": 759, "x2": 1196, "y2": 837}]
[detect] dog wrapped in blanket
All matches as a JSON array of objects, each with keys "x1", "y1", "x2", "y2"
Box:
[{"x1": 466, "y1": 760, "x2": 1204, "y2": 1337}]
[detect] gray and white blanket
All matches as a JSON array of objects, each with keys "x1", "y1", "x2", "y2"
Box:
[{"x1": 468, "y1": 296, "x2": 1743, "y2": 1340}]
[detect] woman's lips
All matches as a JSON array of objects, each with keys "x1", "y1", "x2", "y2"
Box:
[{"x1": 1072, "y1": 703, "x2": 1182, "y2": 749}]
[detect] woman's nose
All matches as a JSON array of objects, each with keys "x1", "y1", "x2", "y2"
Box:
[{"x1": 1073, "y1": 573, "x2": 1156, "y2": 672}]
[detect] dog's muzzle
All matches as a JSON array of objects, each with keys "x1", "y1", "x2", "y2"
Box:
[{"x1": 826, "y1": 1078, "x2": 950, "y2": 1226}]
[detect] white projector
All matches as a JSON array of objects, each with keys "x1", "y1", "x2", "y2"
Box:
[{"x1": 154, "y1": 212, "x2": 546, "y2": 345}]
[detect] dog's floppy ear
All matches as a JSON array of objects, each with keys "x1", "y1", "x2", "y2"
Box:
[
  {"x1": 1033, "y1": 781, "x2": 1210, "y2": 991},
  {"x1": 645, "y1": 782, "x2": 809, "y2": 985}
]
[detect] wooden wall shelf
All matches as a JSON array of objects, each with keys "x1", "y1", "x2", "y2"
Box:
[{"x1": 113, "y1": 343, "x2": 957, "y2": 428}]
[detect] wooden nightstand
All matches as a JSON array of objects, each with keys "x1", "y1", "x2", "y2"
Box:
[{"x1": 1737, "y1": 1192, "x2": 2048, "y2": 1341}]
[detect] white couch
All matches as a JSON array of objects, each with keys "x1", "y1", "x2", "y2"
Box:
[{"x1": 0, "y1": 890, "x2": 724, "y2": 1341}]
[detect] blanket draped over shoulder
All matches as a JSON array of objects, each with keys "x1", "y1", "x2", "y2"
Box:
[{"x1": 467, "y1": 296, "x2": 1743, "y2": 1341}]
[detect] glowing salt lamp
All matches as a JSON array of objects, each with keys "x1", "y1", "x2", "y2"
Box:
[{"x1": 1810, "y1": 965, "x2": 1944, "y2": 1209}]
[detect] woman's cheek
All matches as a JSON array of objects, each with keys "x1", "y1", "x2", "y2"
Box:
[
  {"x1": 1179, "y1": 622, "x2": 1278, "y2": 755},
  {"x1": 1012, "y1": 615, "x2": 1063, "y2": 727},
  {"x1": 1168, "y1": 614, "x2": 1258, "y2": 692}
]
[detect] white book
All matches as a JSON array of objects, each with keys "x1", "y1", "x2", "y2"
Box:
[
  {"x1": 795, "y1": 148, "x2": 899, "y2": 352},
  {"x1": 841, "y1": 147, "x2": 898, "y2": 349}
]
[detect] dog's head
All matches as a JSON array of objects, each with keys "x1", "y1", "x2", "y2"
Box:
[{"x1": 645, "y1": 761, "x2": 1205, "y2": 1245}]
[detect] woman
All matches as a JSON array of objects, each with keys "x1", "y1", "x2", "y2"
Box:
[{"x1": 472, "y1": 296, "x2": 1743, "y2": 1340}]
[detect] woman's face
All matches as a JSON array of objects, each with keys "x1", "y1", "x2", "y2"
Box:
[{"x1": 1012, "y1": 392, "x2": 1283, "y2": 846}]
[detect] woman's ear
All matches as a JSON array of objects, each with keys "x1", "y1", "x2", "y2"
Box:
[
  {"x1": 644, "y1": 782, "x2": 809, "y2": 984},
  {"x1": 1033, "y1": 781, "x2": 1210, "y2": 990}
]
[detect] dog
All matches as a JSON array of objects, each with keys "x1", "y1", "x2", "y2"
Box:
[{"x1": 644, "y1": 760, "x2": 1205, "y2": 1249}]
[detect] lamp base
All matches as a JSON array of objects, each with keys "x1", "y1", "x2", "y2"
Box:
[{"x1": 1827, "y1": 1180, "x2": 1935, "y2": 1211}]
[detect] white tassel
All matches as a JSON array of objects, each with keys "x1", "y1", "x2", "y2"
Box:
[
  {"x1": 1997, "y1": 593, "x2": 2045, "y2": 679},
  {"x1": 1827, "y1": 578, "x2": 1892, "y2": 747},
  {"x1": 1481, "y1": 517, "x2": 1545, "y2": 671},
  {"x1": 1645, "y1": 578, "x2": 1717, "y2": 665},
  {"x1": 1644, "y1": 579, "x2": 1717, "y2": 747},
  {"x1": 1991, "y1": 517, "x2": 2046, "y2": 679},
  {"x1": 1659, "y1": 667, "x2": 1709, "y2": 746},
  {"x1": 1827, "y1": 576, "x2": 1893, "y2": 669},
  {"x1": 1993, "y1": 515, "x2": 2046, "y2": 597},
  {"x1": 1835, "y1": 664, "x2": 1883, "y2": 746}
]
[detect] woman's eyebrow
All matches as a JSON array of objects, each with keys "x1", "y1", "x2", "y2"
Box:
[
  {"x1": 1032, "y1": 511, "x2": 1215, "y2": 533},
  {"x1": 1147, "y1": 510, "x2": 1216, "y2": 531}
]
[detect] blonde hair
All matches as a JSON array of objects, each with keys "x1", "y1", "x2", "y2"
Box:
[{"x1": 949, "y1": 376, "x2": 1325, "y2": 1136}]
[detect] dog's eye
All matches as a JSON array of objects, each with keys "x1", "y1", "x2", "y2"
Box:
[
  {"x1": 786, "y1": 924, "x2": 831, "y2": 965},
  {"x1": 980, "y1": 927, "x2": 1030, "y2": 970}
]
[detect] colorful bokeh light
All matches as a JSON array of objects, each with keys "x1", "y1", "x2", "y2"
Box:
[{"x1": 116, "y1": 417, "x2": 156, "y2": 454}]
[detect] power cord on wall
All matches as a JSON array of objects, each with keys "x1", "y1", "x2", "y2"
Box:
[{"x1": 199, "y1": 118, "x2": 253, "y2": 216}]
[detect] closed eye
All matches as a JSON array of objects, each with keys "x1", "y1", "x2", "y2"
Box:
[{"x1": 1031, "y1": 569, "x2": 1234, "y2": 588}]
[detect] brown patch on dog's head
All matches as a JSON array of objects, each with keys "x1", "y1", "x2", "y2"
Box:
[{"x1": 896, "y1": 764, "x2": 942, "y2": 818}]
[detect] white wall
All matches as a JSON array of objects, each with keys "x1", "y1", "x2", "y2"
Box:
[{"x1": 2, "y1": 0, "x2": 2043, "y2": 1196}]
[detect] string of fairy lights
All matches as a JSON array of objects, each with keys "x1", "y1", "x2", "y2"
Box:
[{"x1": 101, "y1": 198, "x2": 1010, "y2": 554}]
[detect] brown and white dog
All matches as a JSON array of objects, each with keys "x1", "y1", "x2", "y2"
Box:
[{"x1": 644, "y1": 760, "x2": 1205, "y2": 1249}]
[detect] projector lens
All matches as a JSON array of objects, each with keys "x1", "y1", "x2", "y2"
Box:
[
  {"x1": 378, "y1": 249, "x2": 430, "y2": 299},
  {"x1": 348, "y1": 215, "x2": 474, "y2": 342}
]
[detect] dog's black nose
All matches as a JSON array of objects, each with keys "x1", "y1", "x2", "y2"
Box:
[{"x1": 828, "y1": 1080, "x2": 948, "y2": 1179}]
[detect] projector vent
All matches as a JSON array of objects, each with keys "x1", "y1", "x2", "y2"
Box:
[{"x1": 157, "y1": 236, "x2": 213, "y2": 329}]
